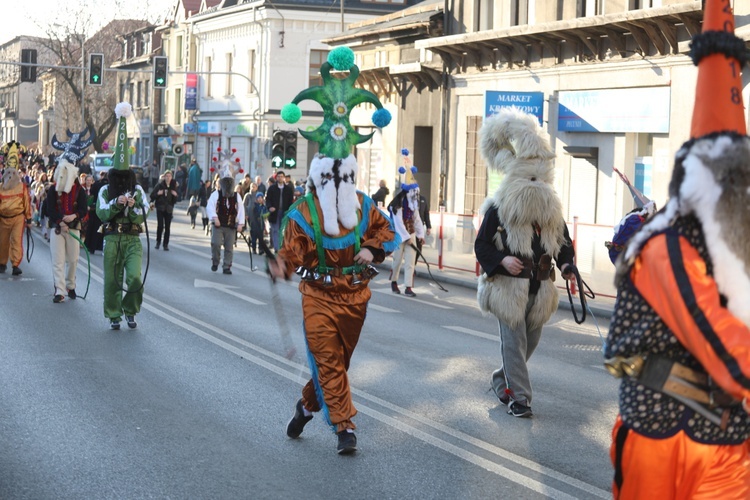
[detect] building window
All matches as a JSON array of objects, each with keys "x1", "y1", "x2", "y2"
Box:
[
  {"x1": 205, "y1": 57, "x2": 212, "y2": 97},
  {"x1": 120, "y1": 83, "x2": 126, "y2": 102},
  {"x1": 176, "y1": 36, "x2": 184, "y2": 68},
  {"x1": 174, "y1": 88, "x2": 182, "y2": 125},
  {"x1": 309, "y1": 49, "x2": 329, "y2": 87},
  {"x1": 464, "y1": 116, "x2": 487, "y2": 215},
  {"x1": 136, "y1": 81, "x2": 142, "y2": 108},
  {"x1": 128, "y1": 82, "x2": 135, "y2": 104},
  {"x1": 247, "y1": 49, "x2": 256, "y2": 94},
  {"x1": 475, "y1": 0, "x2": 494, "y2": 31},
  {"x1": 511, "y1": 0, "x2": 529, "y2": 26},
  {"x1": 145, "y1": 81, "x2": 150, "y2": 107},
  {"x1": 225, "y1": 52, "x2": 233, "y2": 96}
]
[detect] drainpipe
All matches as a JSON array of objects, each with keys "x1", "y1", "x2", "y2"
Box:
[{"x1": 439, "y1": 0, "x2": 451, "y2": 209}]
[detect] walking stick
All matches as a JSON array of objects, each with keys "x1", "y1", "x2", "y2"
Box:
[
  {"x1": 257, "y1": 237, "x2": 297, "y2": 360},
  {"x1": 236, "y1": 230, "x2": 258, "y2": 271}
]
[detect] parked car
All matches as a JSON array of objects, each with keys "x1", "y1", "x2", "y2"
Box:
[{"x1": 89, "y1": 153, "x2": 114, "y2": 176}]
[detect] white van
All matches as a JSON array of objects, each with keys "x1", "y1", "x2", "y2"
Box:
[{"x1": 89, "y1": 153, "x2": 114, "y2": 176}]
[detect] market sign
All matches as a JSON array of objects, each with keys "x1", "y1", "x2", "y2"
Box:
[{"x1": 484, "y1": 91, "x2": 544, "y2": 125}]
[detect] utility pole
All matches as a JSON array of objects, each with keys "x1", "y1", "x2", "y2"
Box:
[{"x1": 341, "y1": 0, "x2": 344, "y2": 31}]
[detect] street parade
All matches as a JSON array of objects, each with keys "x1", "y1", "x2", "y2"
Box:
[{"x1": 1, "y1": 0, "x2": 749, "y2": 498}]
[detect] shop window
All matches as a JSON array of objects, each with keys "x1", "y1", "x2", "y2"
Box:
[{"x1": 309, "y1": 49, "x2": 329, "y2": 87}]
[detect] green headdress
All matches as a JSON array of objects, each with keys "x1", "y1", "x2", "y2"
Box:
[
  {"x1": 280, "y1": 46, "x2": 391, "y2": 159},
  {"x1": 112, "y1": 102, "x2": 132, "y2": 171}
]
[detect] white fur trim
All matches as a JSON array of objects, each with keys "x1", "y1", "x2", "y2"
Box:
[
  {"x1": 309, "y1": 154, "x2": 360, "y2": 236},
  {"x1": 115, "y1": 102, "x2": 132, "y2": 119}
]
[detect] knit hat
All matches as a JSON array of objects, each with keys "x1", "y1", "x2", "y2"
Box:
[{"x1": 112, "y1": 102, "x2": 132, "y2": 171}]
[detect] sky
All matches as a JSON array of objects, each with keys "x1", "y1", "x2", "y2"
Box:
[{"x1": 2, "y1": 0, "x2": 176, "y2": 45}]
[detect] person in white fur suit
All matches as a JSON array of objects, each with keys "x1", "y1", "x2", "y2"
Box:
[{"x1": 474, "y1": 107, "x2": 575, "y2": 418}]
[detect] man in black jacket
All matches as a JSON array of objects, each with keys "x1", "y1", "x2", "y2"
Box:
[
  {"x1": 371, "y1": 179, "x2": 389, "y2": 207},
  {"x1": 149, "y1": 170, "x2": 179, "y2": 250},
  {"x1": 265, "y1": 170, "x2": 293, "y2": 251},
  {"x1": 84, "y1": 170, "x2": 108, "y2": 254}
]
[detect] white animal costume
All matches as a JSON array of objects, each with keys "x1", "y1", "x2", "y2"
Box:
[{"x1": 474, "y1": 107, "x2": 575, "y2": 417}]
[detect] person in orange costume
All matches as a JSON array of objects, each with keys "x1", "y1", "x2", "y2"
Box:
[
  {"x1": 0, "y1": 141, "x2": 32, "y2": 275},
  {"x1": 271, "y1": 46, "x2": 398, "y2": 455},
  {"x1": 270, "y1": 153, "x2": 399, "y2": 455},
  {"x1": 604, "y1": 1, "x2": 750, "y2": 498}
]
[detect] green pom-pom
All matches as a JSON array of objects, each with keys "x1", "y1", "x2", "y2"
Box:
[
  {"x1": 328, "y1": 47, "x2": 355, "y2": 71},
  {"x1": 281, "y1": 103, "x2": 302, "y2": 124}
]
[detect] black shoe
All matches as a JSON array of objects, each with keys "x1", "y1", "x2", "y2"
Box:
[
  {"x1": 492, "y1": 384, "x2": 511, "y2": 406},
  {"x1": 391, "y1": 281, "x2": 400, "y2": 294},
  {"x1": 223, "y1": 268, "x2": 232, "y2": 275},
  {"x1": 125, "y1": 315, "x2": 137, "y2": 329},
  {"x1": 110, "y1": 319, "x2": 121, "y2": 330},
  {"x1": 155, "y1": 242, "x2": 160, "y2": 250},
  {"x1": 508, "y1": 401, "x2": 533, "y2": 418},
  {"x1": 0, "y1": 264, "x2": 6, "y2": 273},
  {"x1": 11, "y1": 266, "x2": 22, "y2": 276},
  {"x1": 67, "y1": 289, "x2": 77, "y2": 300},
  {"x1": 163, "y1": 245, "x2": 169, "y2": 251},
  {"x1": 404, "y1": 287, "x2": 416, "y2": 297},
  {"x1": 211, "y1": 264, "x2": 218, "y2": 272},
  {"x1": 286, "y1": 399, "x2": 313, "y2": 438},
  {"x1": 336, "y1": 430, "x2": 358, "y2": 455},
  {"x1": 53, "y1": 294, "x2": 65, "y2": 303}
]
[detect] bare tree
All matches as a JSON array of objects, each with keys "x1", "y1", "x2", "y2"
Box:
[{"x1": 35, "y1": 0, "x2": 165, "y2": 153}]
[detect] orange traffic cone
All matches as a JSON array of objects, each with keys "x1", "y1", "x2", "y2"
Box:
[{"x1": 690, "y1": 0, "x2": 747, "y2": 138}]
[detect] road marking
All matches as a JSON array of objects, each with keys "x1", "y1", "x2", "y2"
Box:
[
  {"x1": 372, "y1": 288, "x2": 453, "y2": 309},
  {"x1": 444, "y1": 325, "x2": 498, "y2": 342},
  {"x1": 168, "y1": 242, "x2": 259, "y2": 273},
  {"x1": 368, "y1": 303, "x2": 400, "y2": 313},
  {"x1": 193, "y1": 279, "x2": 266, "y2": 305},
  {"x1": 77, "y1": 259, "x2": 607, "y2": 499}
]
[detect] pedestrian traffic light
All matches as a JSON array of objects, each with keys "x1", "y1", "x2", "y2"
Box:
[
  {"x1": 88, "y1": 53, "x2": 104, "y2": 86},
  {"x1": 153, "y1": 56, "x2": 168, "y2": 89},
  {"x1": 20, "y1": 49, "x2": 37, "y2": 83},
  {"x1": 271, "y1": 130, "x2": 285, "y2": 169},
  {"x1": 284, "y1": 130, "x2": 297, "y2": 169}
]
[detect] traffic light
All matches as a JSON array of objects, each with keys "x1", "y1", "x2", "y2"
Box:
[
  {"x1": 153, "y1": 56, "x2": 168, "y2": 88},
  {"x1": 271, "y1": 130, "x2": 285, "y2": 169},
  {"x1": 88, "y1": 53, "x2": 104, "y2": 86},
  {"x1": 284, "y1": 130, "x2": 297, "y2": 169},
  {"x1": 20, "y1": 49, "x2": 37, "y2": 83}
]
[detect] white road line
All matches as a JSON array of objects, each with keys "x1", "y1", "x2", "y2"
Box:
[
  {"x1": 167, "y1": 242, "x2": 259, "y2": 273},
  {"x1": 444, "y1": 325, "x2": 498, "y2": 342},
  {"x1": 368, "y1": 303, "x2": 401, "y2": 313},
  {"x1": 77, "y1": 251, "x2": 608, "y2": 499},
  {"x1": 193, "y1": 279, "x2": 266, "y2": 305},
  {"x1": 372, "y1": 288, "x2": 453, "y2": 309}
]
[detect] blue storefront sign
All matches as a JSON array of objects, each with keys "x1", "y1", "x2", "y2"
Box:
[
  {"x1": 484, "y1": 91, "x2": 544, "y2": 125},
  {"x1": 558, "y1": 87, "x2": 671, "y2": 133}
]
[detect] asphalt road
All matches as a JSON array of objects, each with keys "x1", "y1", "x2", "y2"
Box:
[{"x1": 0, "y1": 209, "x2": 619, "y2": 499}]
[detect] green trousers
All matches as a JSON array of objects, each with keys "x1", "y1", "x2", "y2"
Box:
[{"x1": 103, "y1": 234, "x2": 144, "y2": 320}]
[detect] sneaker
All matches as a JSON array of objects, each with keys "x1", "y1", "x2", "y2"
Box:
[
  {"x1": 155, "y1": 242, "x2": 160, "y2": 250},
  {"x1": 286, "y1": 399, "x2": 313, "y2": 438},
  {"x1": 11, "y1": 267, "x2": 22, "y2": 276},
  {"x1": 0, "y1": 264, "x2": 6, "y2": 273},
  {"x1": 404, "y1": 287, "x2": 416, "y2": 297},
  {"x1": 223, "y1": 268, "x2": 232, "y2": 275},
  {"x1": 125, "y1": 315, "x2": 137, "y2": 329},
  {"x1": 67, "y1": 289, "x2": 77, "y2": 300},
  {"x1": 163, "y1": 245, "x2": 169, "y2": 251},
  {"x1": 391, "y1": 281, "x2": 400, "y2": 294},
  {"x1": 110, "y1": 319, "x2": 121, "y2": 330},
  {"x1": 336, "y1": 430, "x2": 358, "y2": 455},
  {"x1": 211, "y1": 264, "x2": 218, "y2": 272},
  {"x1": 53, "y1": 294, "x2": 65, "y2": 303},
  {"x1": 508, "y1": 401, "x2": 533, "y2": 418}
]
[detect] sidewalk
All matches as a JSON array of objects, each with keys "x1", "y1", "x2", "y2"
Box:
[{"x1": 376, "y1": 261, "x2": 616, "y2": 321}]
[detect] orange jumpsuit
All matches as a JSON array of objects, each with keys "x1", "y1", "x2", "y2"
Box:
[
  {"x1": 606, "y1": 215, "x2": 750, "y2": 499},
  {"x1": 0, "y1": 181, "x2": 31, "y2": 268},
  {"x1": 278, "y1": 192, "x2": 398, "y2": 432}
]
